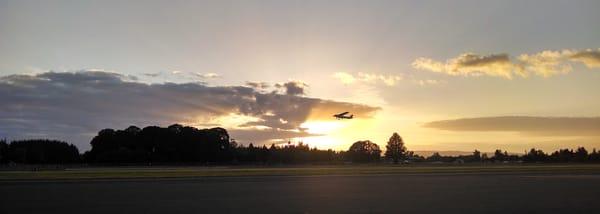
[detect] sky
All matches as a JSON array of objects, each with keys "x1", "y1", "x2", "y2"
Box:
[{"x1": 1, "y1": 0, "x2": 600, "y2": 153}]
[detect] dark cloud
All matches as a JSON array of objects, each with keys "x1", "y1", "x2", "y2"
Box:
[
  {"x1": 570, "y1": 49, "x2": 600, "y2": 68},
  {"x1": 143, "y1": 72, "x2": 161, "y2": 77},
  {"x1": 142, "y1": 71, "x2": 220, "y2": 80},
  {"x1": 0, "y1": 71, "x2": 379, "y2": 150},
  {"x1": 456, "y1": 54, "x2": 510, "y2": 67},
  {"x1": 245, "y1": 81, "x2": 270, "y2": 90},
  {"x1": 275, "y1": 81, "x2": 308, "y2": 96},
  {"x1": 424, "y1": 116, "x2": 600, "y2": 136}
]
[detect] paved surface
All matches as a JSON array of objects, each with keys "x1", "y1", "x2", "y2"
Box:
[{"x1": 2, "y1": 173, "x2": 600, "y2": 214}]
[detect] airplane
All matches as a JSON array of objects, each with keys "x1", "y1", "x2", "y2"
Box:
[{"x1": 333, "y1": 111, "x2": 354, "y2": 119}]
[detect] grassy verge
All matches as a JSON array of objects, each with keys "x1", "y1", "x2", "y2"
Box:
[{"x1": 2, "y1": 164, "x2": 600, "y2": 180}]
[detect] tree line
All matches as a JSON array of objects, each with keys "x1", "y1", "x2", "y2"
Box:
[
  {"x1": 1, "y1": 125, "x2": 600, "y2": 165},
  {"x1": 0, "y1": 139, "x2": 80, "y2": 164}
]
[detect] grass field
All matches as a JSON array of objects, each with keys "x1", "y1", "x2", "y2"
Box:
[{"x1": 2, "y1": 164, "x2": 600, "y2": 180}]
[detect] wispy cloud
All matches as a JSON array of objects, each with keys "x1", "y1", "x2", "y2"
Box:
[
  {"x1": 413, "y1": 79, "x2": 446, "y2": 86},
  {"x1": 424, "y1": 116, "x2": 600, "y2": 136},
  {"x1": 517, "y1": 50, "x2": 573, "y2": 77},
  {"x1": 333, "y1": 72, "x2": 403, "y2": 86},
  {"x1": 143, "y1": 72, "x2": 162, "y2": 77},
  {"x1": 144, "y1": 70, "x2": 221, "y2": 80},
  {"x1": 412, "y1": 48, "x2": 600, "y2": 79},
  {"x1": 413, "y1": 53, "x2": 518, "y2": 78},
  {"x1": 193, "y1": 72, "x2": 220, "y2": 78}
]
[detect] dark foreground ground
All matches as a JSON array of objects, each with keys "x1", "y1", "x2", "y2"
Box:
[{"x1": 1, "y1": 171, "x2": 600, "y2": 214}]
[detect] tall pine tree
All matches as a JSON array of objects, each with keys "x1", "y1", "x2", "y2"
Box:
[{"x1": 384, "y1": 133, "x2": 406, "y2": 164}]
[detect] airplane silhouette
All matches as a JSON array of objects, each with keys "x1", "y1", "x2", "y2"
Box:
[{"x1": 333, "y1": 111, "x2": 354, "y2": 119}]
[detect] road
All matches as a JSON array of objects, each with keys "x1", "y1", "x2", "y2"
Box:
[{"x1": 1, "y1": 173, "x2": 600, "y2": 213}]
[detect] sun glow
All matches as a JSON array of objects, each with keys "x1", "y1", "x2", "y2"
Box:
[
  {"x1": 296, "y1": 117, "x2": 382, "y2": 150},
  {"x1": 300, "y1": 121, "x2": 346, "y2": 134},
  {"x1": 212, "y1": 113, "x2": 262, "y2": 127}
]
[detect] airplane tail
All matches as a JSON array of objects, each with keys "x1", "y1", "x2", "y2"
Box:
[{"x1": 349, "y1": 115, "x2": 354, "y2": 119}]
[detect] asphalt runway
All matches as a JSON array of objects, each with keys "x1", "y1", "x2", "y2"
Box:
[{"x1": 2, "y1": 173, "x2": 600, "y2": 214}]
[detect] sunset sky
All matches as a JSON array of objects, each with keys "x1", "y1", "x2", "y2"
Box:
[{"x1": 1, "y1": 0, "x2": 600, "y2": 153}]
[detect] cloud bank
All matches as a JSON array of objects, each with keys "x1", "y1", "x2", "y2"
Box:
[
  {"x1": 143, "y1": 70, "x2": 221, "y2": 81},
  {"x1": 424, "y1": 116, "x2": 600, "y2": 136},
  {"x1": 0, "y1": 71, "x2": 380, "y2": 150},
  {"x1": 412, "y1": 48, "x2": 600, "y2": 78}
]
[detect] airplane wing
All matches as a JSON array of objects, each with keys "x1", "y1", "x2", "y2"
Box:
[{"x1": 338, "y1": 112, "x2": 349, "y2": 116}]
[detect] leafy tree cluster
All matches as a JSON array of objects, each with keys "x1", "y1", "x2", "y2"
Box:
[
  {"x1": 490, "y1": 149, "x2": 521, "y2": 162},
  {"x1": 234, "y1": 135, "x2": 419, "y2": 164},
  {"x1": 346, "y1": 140, "x2": 382, "y2": 163},
  {"x1": 0, "y1": 139, "x2": 8, "y2": 163},
  {"x1": 426, "y1": 150, "x2": 490, "y2": 163},
  {"x1": 0, "y1": 139, "x2": 79, "y2": 164},
  {"x1": 82, "y1": 125, "x2": 397, "y2": 164},
  {"x1": 234, "y1": 142, "x2": 340, "y2": 164},
  {"x1": 523, "y1": 147, "x2": 600, "y2": 163},
  {"x1": 84, "y1": 124, "x2": 233, "y2": 163},
  {"x1": 423, "y1": 147, "x2": 600, "y2": 163}
]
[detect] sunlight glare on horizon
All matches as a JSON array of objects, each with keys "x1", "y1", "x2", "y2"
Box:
[{"x1": 298, "y1": 116, "x2": 383, "y2": 150}]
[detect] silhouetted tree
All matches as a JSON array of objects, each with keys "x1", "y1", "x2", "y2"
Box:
[
  {"x1": 523, "y1": 148, "x2": 547, "y2": 162},
  {"x1": 405, "y1": 151, "x2": 425, "y2": 162},
  {"x1": 590, "y1": 149, "x2": 600, "y2": 162},
  {"x1": 384, "y1": 133, "x2": 407, "y2": 164},
  {"x1": 550, "y1": 149, "x2": 575, "y2": 162},
  {"x1": 425, "y1": 152, "x2": 460, "y2": 162},
  {"x1": 6, "y1": 123, "x2": 600, "y2": 165},
  {"x1": 6, "y1": 140, "x2": 79, "y2": 164},
  {"x1": 574, "y1": 147, "x2": 588, "y2": 162},
  {"x1": 347, "y1": 140, "x2": 381, "y2": 163},
  {"x1": 472, "y1": 150, "x2": 482, "y2": 162},
  {"x1": 232, "y1": 142, "x2": 340, "y2": 164},
  {"x1": 0, "y1": 139, "x2": 8, "y2": 163},
  {"x1": 86, "y1": 124, "x2": 232, "y2": 164},
  {"x1": 427, "y1": 152, "x2": 443, "y2": 162},
  {"x1": 493, "y1": 149, "x2": 506, "y2": 162},
  {"x1": 453, "y1": 150, "x2": 483, "y2": 163}
]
